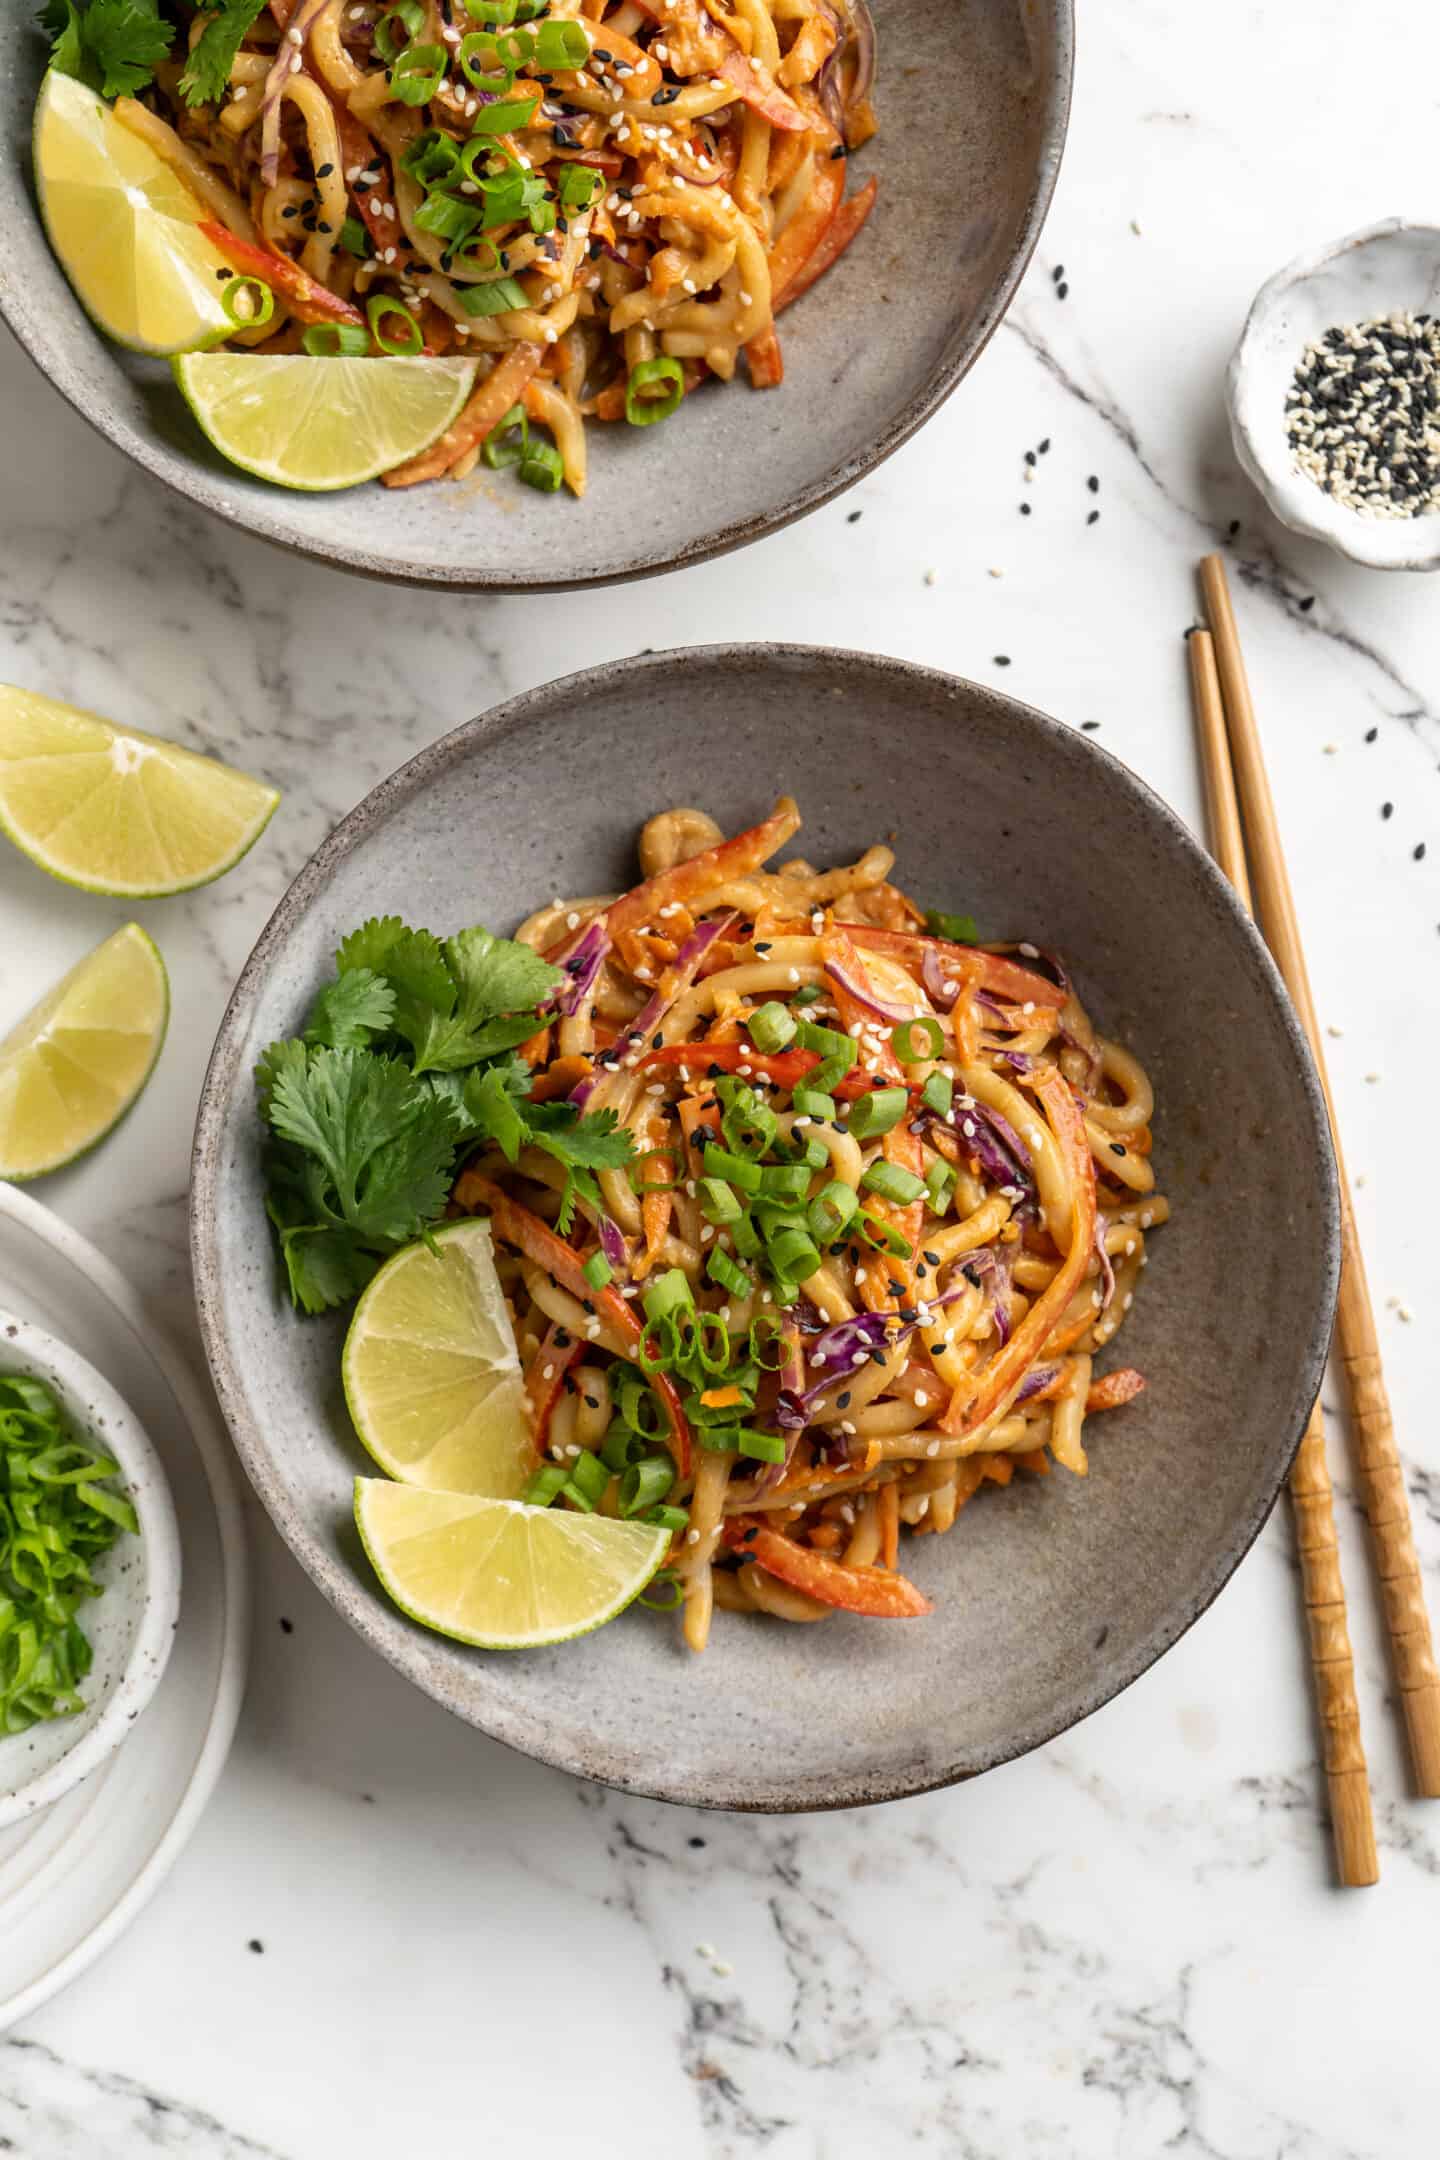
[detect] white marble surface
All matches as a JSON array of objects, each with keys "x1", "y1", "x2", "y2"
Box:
[{"x1": 3, "y1": 4, "x2": 1440, "y2": 2153}]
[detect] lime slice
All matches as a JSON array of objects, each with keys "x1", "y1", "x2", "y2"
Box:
[
  {"x1": 173, "y1": 353, "x2": 478, "y2": 491},
  {"x1": 0, "y1": 684, "x2": 279, "y2": 897},
  {"x1": 34, "y1": 70, "x2": 237, "y2": 355},
  {"x1": 0, "y1": 925, "x2": 168, "y2": 1181},
  {"x1": 343, "y1": 1220, "x2": 535, "y2": 1496},
  {"x1": 355, "y1": 1480, "x2": 671, "y2": 1650}
]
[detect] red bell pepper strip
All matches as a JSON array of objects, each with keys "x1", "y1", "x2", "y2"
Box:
[
  {"x1": 636, "y1": 1041, "x2": 878, "y2": 1101},
  {"x1": 939, "y1": 1068, "x2": 1097, "y2": 1437},
  {"x1": 1086, "y1": 1367, "x2": 1146, "y2": 1414},
  {"x1": 725, "y1": 1519, "x2": 933, "y2": 1617},
  {"x1": 774, "y1": 176, "x2": 877, "y2": 311},
  {"x1": 454, "y1": 1173, "x2": 691, "y2": 1474},
  {"x1": 199, "y1": 221, "x2": 364, "y2": 328},
  {"x1": 715, "y1": 49, "x2": 808, "y2": 132},
  {"x1": 524, "y1": 1321, "x2": 583, "y2": 1454},
  {"x1": 605, "y1": 799, "x2": 801, "y2": 944},
  {"x1": 844, "y1": 925, "x2": 1066, "y2": 1011}
]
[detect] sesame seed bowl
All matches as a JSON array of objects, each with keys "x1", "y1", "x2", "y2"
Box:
[
  {"x1": 1227, "y1": 218, "x2": 1440, "y2": 571},
  {"x1": 0, "y1": 1, "x2": 1070, "y2": 593}
]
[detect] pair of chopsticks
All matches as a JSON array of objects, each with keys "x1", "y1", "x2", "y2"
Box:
[{"x1": 1188, "y1": 555, "x2": 1440, "y2": 1888}]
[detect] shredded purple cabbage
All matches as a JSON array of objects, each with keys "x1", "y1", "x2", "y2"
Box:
[
  {"x1": 920, "y1": 946, "x2": 968, "y2": 1013},
  {"x1": 1014, "y1": 1361, "x2": 1061, "y2": 1406},
  {"x1": 549, "y1": 919, "x2": 610, "y2": 1018},
  {"x1": 599, "y1": 1216, "x2": 628, "y2": 1274},
  {"x1": 824, "y1": 954, "x2": 915, "y2": 1025},
  {"x1": 950, "y1": 1098, "x2": 1034, "y2": 1196},
  {"x1": 1092, "y1": 1215, "x2": 1116, "y2": 1313},
  {"x1": 623, "y1": 912, "x2": 735, "y2": 1052}
]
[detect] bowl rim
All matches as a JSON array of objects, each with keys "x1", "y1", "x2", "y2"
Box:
[
  {"x1": 0, "y1": 10, "x2": 1073, "y2": 593},
  {"x1": 0, "y1": 1309, "x2": 182, "y2": 1828},
  {"x1": 189, "y1": 642, "x2": 1342, "y2": 1811}
]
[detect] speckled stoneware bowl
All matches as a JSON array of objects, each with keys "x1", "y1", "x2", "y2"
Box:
[
  {"x1": 0, "y1": 1312, "x2": 181, "y2": 1828},
  {"x1": 0, "y1": 3, "x2": 1070, "y2": 591},
  {"x1": 191, "y1": 647, "x2": 1341, "y2": 1811},
  {"x1": 1228, "y1": 218, "x2": 1440, "y2": 570}
]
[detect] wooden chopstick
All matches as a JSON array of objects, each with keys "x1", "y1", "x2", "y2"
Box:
[
  {"x1": 1189, "y1": 627, "x2": 1378, "y2": 1887},
  {"x1": 1199, "y1": 554, "x2": 1440, "y2": 1802}
]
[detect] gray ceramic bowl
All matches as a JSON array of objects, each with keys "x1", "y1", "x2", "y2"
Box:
[
  {"x1": 191, "y1": 646, "x2": 1340, "y2": 1811},
  {"x1": 0, "y1": 4, "x2": 1071, "y2": 591}
]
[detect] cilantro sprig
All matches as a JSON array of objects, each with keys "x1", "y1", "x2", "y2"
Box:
[
  {"x1": 36, "y1": 0, "x2": 270, "y2": 109},
  {"x1": 258, "y1": 916, "x2": 634, "y2": 1314}
]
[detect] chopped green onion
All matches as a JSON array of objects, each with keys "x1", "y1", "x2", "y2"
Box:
[
  {"x1": 807, "y1": 1179, "x2": 858, "y2": 1242},
  {"x1": 482, "y1": 402, "x2": 529, "y2": 469},
  {"x1": 857, "y1": 1210, "x2": 913, "y2": 1259},
  {"x1": 697, "y1": 1426, "x2": 739, "y2": 1454},
  {"x1": 729, "y1": 1212, "x2": 762, "y2": 1259},
  {"x1": 702, "y1": 1144, "x2": 762, "y2": 1194},
  {"x1": 925, "y1": 908, "x2": 980, "y2": 945},
  {"x1": 625, "y1": 355, "x2": 685, "y2": 426},
  {"x1": 747, "y1": 1001, "x2": 796, "y2": 1054},
  {"x1": 414, "y1": 189, "x2": 483, "y2": 243},
  {"x1": 794, "y1": 1020, "x2": 855, "y2": 1092},
  {"x1": 759, "y1": 1162, "x2": 811, "y2": 1201},
  {"x1": 600, "y1": 1423, "x2": 648, "y2": 1472},
  {"x1": 643, "y1": 1270, "x2": 693, "y2": 1330},
  {"x1": 374, "y1": 0, "x2": 424, "y2": 63},
  {"x1": 706, "y1": 1247, "x2": 751, "y2": 1299},
  {"x1": 520, "y1": 436, "x2": 564, "y2": 492},
  {"x1": 792, "y1": 1088, "x2": 836, "y2": 1121},
  {"x1": 749, "y1": 1316, "x2": 788, "y2": 1370},
  {"x1": 924, "y1": 1159, "x2": 957, "y2": 1213},
  {"x1": 581, "y1": 1249, "x2": 613, "y2": 1290},
  {"x1": 556, "y1": 162, "x2": 601, "y2": 209},
  {"x1": 366, "y1": 293, "x2": 424, "y2": 356},
  {"x1": 458, "y1": 275, "x2": 530, "y2": 316},
  {"x1": 862, "y1": 1160, "x2": 926, "y2": 1206},
  {"x1": 735, "y1": 1428, "x2": 787, "y2": 1464},
  {"x1": 456, "y1": 26, "x2": 528, "y2": 87},
  {"x1": 717, "y1": 1080, "x2": 778, "y2": 1159},
  {"x1": 615, "y1": 1371, "x2": 667, "y2": 1440},
  {"x1": 221, "y1": 275, "x2": 273, "y2": 329},
  {"x1": 338, "y1": 216, "x2": 369, "y2": 258},
  {"x1": 698, "y1": 1178, "x2": 741, "y2": 1225},
  {"x1": 533, "y1": 16, "x2": 590, "y2": 66},
  {"x1": 785, "y1": 1135, "x2": 830, "y2": 1172},
  {"x1": 468, "y1": 92, "x2": 542, "y2": 134},
  {"x1": 401, "y1": 129, "x2": 462, "y2": 185},
  {"x1": 847, "y1": 1087, "x2": 908, "y2": 1140},
  {"x1": 921, "y1": 1071, "x2": 954, "y2": 1117},
  {"x1": 463, "y1": 0, "x2": 518, "y2": 17},
  {"x1": 619, "y1": 1456, "x2": 674, "y2": 1517},
  {"x1": 891, "y1": 1016, "x2": 945, "y2": 1062},
  {"x1": 567, "y1": 1448, "x2": 610, "y2": 1505},
  {"x1": 766, "y1": 1225, "x2": 821, "y2": 1282},
  {"x1": 791, "y1": 984, "x2": 824, "y2": 1007},
  {"x1": 448, "y1": 232, "x2": 502, "y2": 277},
  {"x1": 389, "y1": 41, "x2": 448, "y2": 103},
  {"x1": 301, "y1": 321, "x2": 370, "y2": 357},
  {"x1": 637, "y1": 1566, "x2": 684, "y2": 1610},
  {"x1": 522, "y1": 1464, "x2": 568, "y2": 1506},
  {"x1": 644, "y1": 1503, "x2": 690, "y2": 1534}
]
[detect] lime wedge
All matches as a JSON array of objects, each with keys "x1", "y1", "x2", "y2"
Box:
[
  {"x1": 0, "y1": 684, "x2": 279, "y2": 898},
  {"x1": 173, "y1": 353, "x2": 478, "y2": 491},
  {"x1": 355, "y1": 1480, "x2": 671, "y2": 1650},
  {"x1": 343, "y1": 1220, "x2": 534, "y2": 1496},
  {"x1": 0, "y1": 926, "x2": 168, "y2": 1181},
  {"x1": 34, "y1": 70, "x2": 237, "y2": 356}
]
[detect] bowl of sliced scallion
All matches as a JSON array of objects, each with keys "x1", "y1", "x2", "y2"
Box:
[{"x1": 0, "y1": 1312, "x2": 181, "y2": 1826}]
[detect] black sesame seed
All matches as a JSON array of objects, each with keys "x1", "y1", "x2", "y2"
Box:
[
  {"x1": 1087, "y1": 475, "x2": 1100, "y2": 493},
  {"x1": 1087, "y1": 510, "x2": 1100, "y2": 525},
  {"x1": 279, "y1": 1617, "x2": 293, "y2": 1634},
  {"x1": 1020, "y1": 503, "x2": 1032, "y2": 516},
  {"x1": 994, "y1": 655, "x2": 1012, "y2": 667},
  {"x1": 1056, "y1": 282, "x2": 1069, "y2": 299},
  {"x1": 1299, "y1": 595, "x2": 1315, "y2": 612},
  {"x1": 1382, "y1": 802, "x2": 1394, "y2": 819},
  {"x1": 847, "y1": 509, "x2": 863, "y2": 523},
  {"x1": 1416, "y1": 842, "x2": 1428, "y2": 861},
  {"x1": 1365, "y1": 726, "x2": 1378, "y2": 742},
  {"x1": 1081, "y1": 720, "x2": 1102, "y2": 732}
]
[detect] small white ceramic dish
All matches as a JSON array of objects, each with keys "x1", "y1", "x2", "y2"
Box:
[
  {"x1": 0, "y1": 1310, "x2": 181, "y2": 1829},
  {"x1": 1227, "y1": 217, "x2": 1440, "y2": 570}
]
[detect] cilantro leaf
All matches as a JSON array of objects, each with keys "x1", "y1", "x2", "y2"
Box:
[
  {"x1": 178, "y1": 0, "x2": 268, "y2": 107},
  {"x1": 263, "y1": 1043, "x2": 456, "y2": 1251},
  {"x1": 444, "y1": 927, "x2": 564, "y2": 1024},
  {"x1": 302, "y1": 968, "x2": 396, "y2": 1051},
  {"x1": 334, "y1": 915, "x2": 563, "y2": 1075},
  {"x1": 42, "y1": 0, "x2": 173, "y2": 99},
  {"x1": 525, "y1": 1102, "x2": 634, "y2": 1172}
]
